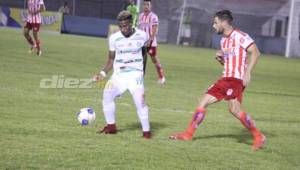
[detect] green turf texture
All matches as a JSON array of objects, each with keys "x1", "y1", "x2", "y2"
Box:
[{"x1": 0, "y1": 28, "x2": 299, "y2": 170}]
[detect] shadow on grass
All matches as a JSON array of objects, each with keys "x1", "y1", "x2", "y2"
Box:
[
  {"x1": 118, "y1": 121, "x2": 168, "y2": 134},
  {"x1": 193, "y1": 129, "x2": 273, "y2": 146}
]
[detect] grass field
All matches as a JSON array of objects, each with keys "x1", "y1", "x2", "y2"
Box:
[{"x1": 0, "y1": 28, "x2": 300, "y2": 170}]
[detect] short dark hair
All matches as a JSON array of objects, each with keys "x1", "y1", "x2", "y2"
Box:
[
  {"x1": 214, "y1": 10, "x2": 233, "y2": 23},
  {"x1": 117, "y1": 11, "x2": 133, "y2": 22},
  {"x1": 144, "y1": 0, "x2": 151, "y2": 2}
]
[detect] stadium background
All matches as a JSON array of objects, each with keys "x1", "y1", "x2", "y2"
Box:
[{"x1": 0, "y1": 0, "x2": 299, "y2": 57}]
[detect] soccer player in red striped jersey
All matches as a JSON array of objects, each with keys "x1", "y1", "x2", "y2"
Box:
[
  {"x1": 23, "y1": 0, "x2": 45, "y2": 56},
  {"x1": 170, "y1": 10, "x2": 266, "y2": 150},
  {"x1": 138, "y1": 0, "x2": 166, "y2": 84}
]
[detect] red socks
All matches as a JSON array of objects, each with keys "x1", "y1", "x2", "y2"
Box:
[
  {"x1": 186, "y1": 107, "x2": 206, "y2": 136},
  {"x1": 155, "y1": 63, "x2": 164, "y2": 79},
  {"x1": 239, "y1": 112, "x2": 260, "y2": 137},
  {"x1": 35, "y1": 39, "x2": 41, "y2": 51}
]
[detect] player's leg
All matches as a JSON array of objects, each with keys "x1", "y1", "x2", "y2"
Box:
[
  {"x1": 99, "y1": 79, "x2": 125, "y2": 134},
  {"x1": 128, "y1": 72, "x2": 151, "y2": 138},
  {"x1": 23, "y1": 24, "x2": 35, "y2": 53},
  {"x1": 148, "y1": 47, "x2": 165, "y2": 84},
  {"x1": 170, "y1": 94, "x2": 218, "y2": 140},
  {"x1": 228, "y1": 99, "x2": 266, "y2": 150},
  {"x1": 32, "y1": 24, "x2": 42, "y2": 56},
  {"x1": 131, "y1": 87, "x2": 151, "y2": 139}
]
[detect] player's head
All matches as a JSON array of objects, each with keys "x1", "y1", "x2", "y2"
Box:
[
  {"x1": 213, "y1": 10, "x2": 233, "y2": 35},
  {"x1": 143, "y1": 0, "x2": 152, "y2": 13},
  {"x1": 117, "y1": 10, "x2": 133, "y2": 37}
]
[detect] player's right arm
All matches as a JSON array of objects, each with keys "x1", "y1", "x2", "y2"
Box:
[
  {"x1": 93, "y1": 51, "x2": 115, "y2": 82},
  {"x1": 215, "y1": 50, "x2": 224, "y2": 65}
]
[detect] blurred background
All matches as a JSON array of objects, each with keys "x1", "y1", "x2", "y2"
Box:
[{"x1": 0, "y1": 0, "x2": 299, "y2": 57}]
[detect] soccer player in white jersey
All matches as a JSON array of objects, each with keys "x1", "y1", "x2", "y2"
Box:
[
  {"x1": 170, "y1": 10, "x2": 266, "y2": 150},
  {"x1": 138, "y1": 0, "x2": 166, "y2": 84},
  {"x1": 93, "y1": 11, "x2": 151, "y2": 139},
  {"x1": 23, "y1": 0, "x2": 45, "y2": 56}
]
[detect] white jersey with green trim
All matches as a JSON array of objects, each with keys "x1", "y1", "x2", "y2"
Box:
[{"x1": 109, "y1": 29, "x2": 149, "y2": 74}]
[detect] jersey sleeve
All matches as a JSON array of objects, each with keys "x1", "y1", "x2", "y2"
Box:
[
  {"x1": 239, "y1": 34, "x2": 254, "y2": 50},
  {"x1": 108, "y1": 35, "x2": 116, "y2": 51},
  {"x1": 151, "y1": 14, "x2": 159, "y2": 26}
]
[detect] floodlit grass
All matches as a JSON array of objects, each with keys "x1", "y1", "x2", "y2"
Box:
[{"x1": 0, "y1": 28, "x2": 299, "y2": 170}]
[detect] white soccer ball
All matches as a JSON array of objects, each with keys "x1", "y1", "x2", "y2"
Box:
[{"x1": 77, "y1": 107, "x2": 96, "y2": 125}]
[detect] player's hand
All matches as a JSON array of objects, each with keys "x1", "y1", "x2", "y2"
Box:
[
  {"x1": 215, "y1": 50, "x2": 224, "y2": 65},
  {"x1": 92, "y1": 74, "x2": 105, "y2": 82},
  {"x1": 243, "y1": 71, "x2": 251, "y2": 86}
]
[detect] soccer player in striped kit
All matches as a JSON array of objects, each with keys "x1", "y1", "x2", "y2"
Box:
[
  {"x1": 170, "y1": 10, "x2": 266, "y2": 150},
  {"x1": 23, "y1": 0, "x2": 45, "y2": 56},
  {"x1": 138, "y1": 0, "x2": 166, "y2": 84}
]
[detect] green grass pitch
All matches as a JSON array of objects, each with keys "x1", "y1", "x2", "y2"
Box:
[{"x1": 0, "y1": 28, "x2": 300, "y2": 170}]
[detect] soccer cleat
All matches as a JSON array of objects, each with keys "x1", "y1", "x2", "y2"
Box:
[
  {"x1": 169, "y1": 132, "x2": 193, "y2": 141},
  {"x1": 37, "y1": 50, "x2": 42, "y2": 56},
  {"x1": 252, "y1": 134, "x2": 266, "y2": 151},
  {"x1": 143, "y1": 131, "x2": 152, "y2": 139},
  {"x1": 98, "y1": 124, "x2": 117, "y2": 134},
  {"x1": 158, "y1": 77, "x2": 166, "y2": 85}
]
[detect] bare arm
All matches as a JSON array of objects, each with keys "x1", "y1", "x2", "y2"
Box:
[
  {"x1": 243, "y1": 43, "x2": 260, "y2": 86},
  {"x1": 102, "y1": 51, "x2": 115, "y2": 73},
  {"x1": 148, "y1": 25, "x2": 158, "y2": 47},
  {"x1": 246, "y1": 43, "x2": 260, "y2": 73},
  {"x1": 215, "y1": 50, "x2": 224, "y2": 65},
  {"x1": 93, "y1": 51, "x2": 115, "y2": 81}
]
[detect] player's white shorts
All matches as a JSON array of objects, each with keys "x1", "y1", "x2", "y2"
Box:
[{"x1": 104, "y1": 71, "x2": 144, "y2": 95}]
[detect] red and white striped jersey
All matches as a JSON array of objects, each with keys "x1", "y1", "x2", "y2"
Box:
[
  {"x1": 137, "y1": 12, "x2": 159, "y2": 47},
  {"x1": 221, "y1": 29, "x2": 254, "y2": 80},
  {"x1": 26, "y1": 0, "x2": 44, "y2": 24}
]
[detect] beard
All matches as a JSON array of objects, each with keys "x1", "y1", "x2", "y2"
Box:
[{"x1": 216, "y1": 28, "x2": 224, "y2": 35}]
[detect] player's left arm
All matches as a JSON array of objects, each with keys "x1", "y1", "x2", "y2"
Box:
[
  {"x1": 148, "y1": 15, "x2": 159, "y2": 47},
  {"x1": 243, "y1": 43, "x2": 260, "y2": 86},
  {"x1": 148, "y1": 24, "x2": 158, "y2": 47}
]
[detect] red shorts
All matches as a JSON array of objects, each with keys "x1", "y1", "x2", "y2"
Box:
[
  {"x1": 24, "y1": 22, "x2": 41, "y2": 32},
  {"x1": 147, "y1": 47, "x2": 157, "y2": 57},
  {"x1": 206, "y1": 77, "x2": 245, "y2": 103}
]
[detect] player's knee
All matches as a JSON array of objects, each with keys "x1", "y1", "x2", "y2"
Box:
[
  {"x1": 135, "y1": 101, "x2": 147, "y2": 111},
  {"x1": 229, "y1": 105, "x2": 239, "y2": 115},
  {"x1": 198, "y1": 95, "x2": 208, "y2": 108},
  {"x1": 102, "y1": 91, "x2": 115, "y2": 105}
]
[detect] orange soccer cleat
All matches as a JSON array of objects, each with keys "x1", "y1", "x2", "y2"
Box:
[
  {"x1": 252, "y1": 133, "x2": 266, "y2": 151},
  {"x1": 169, "y1": 131, "x2": 193, "y2": 141}
]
